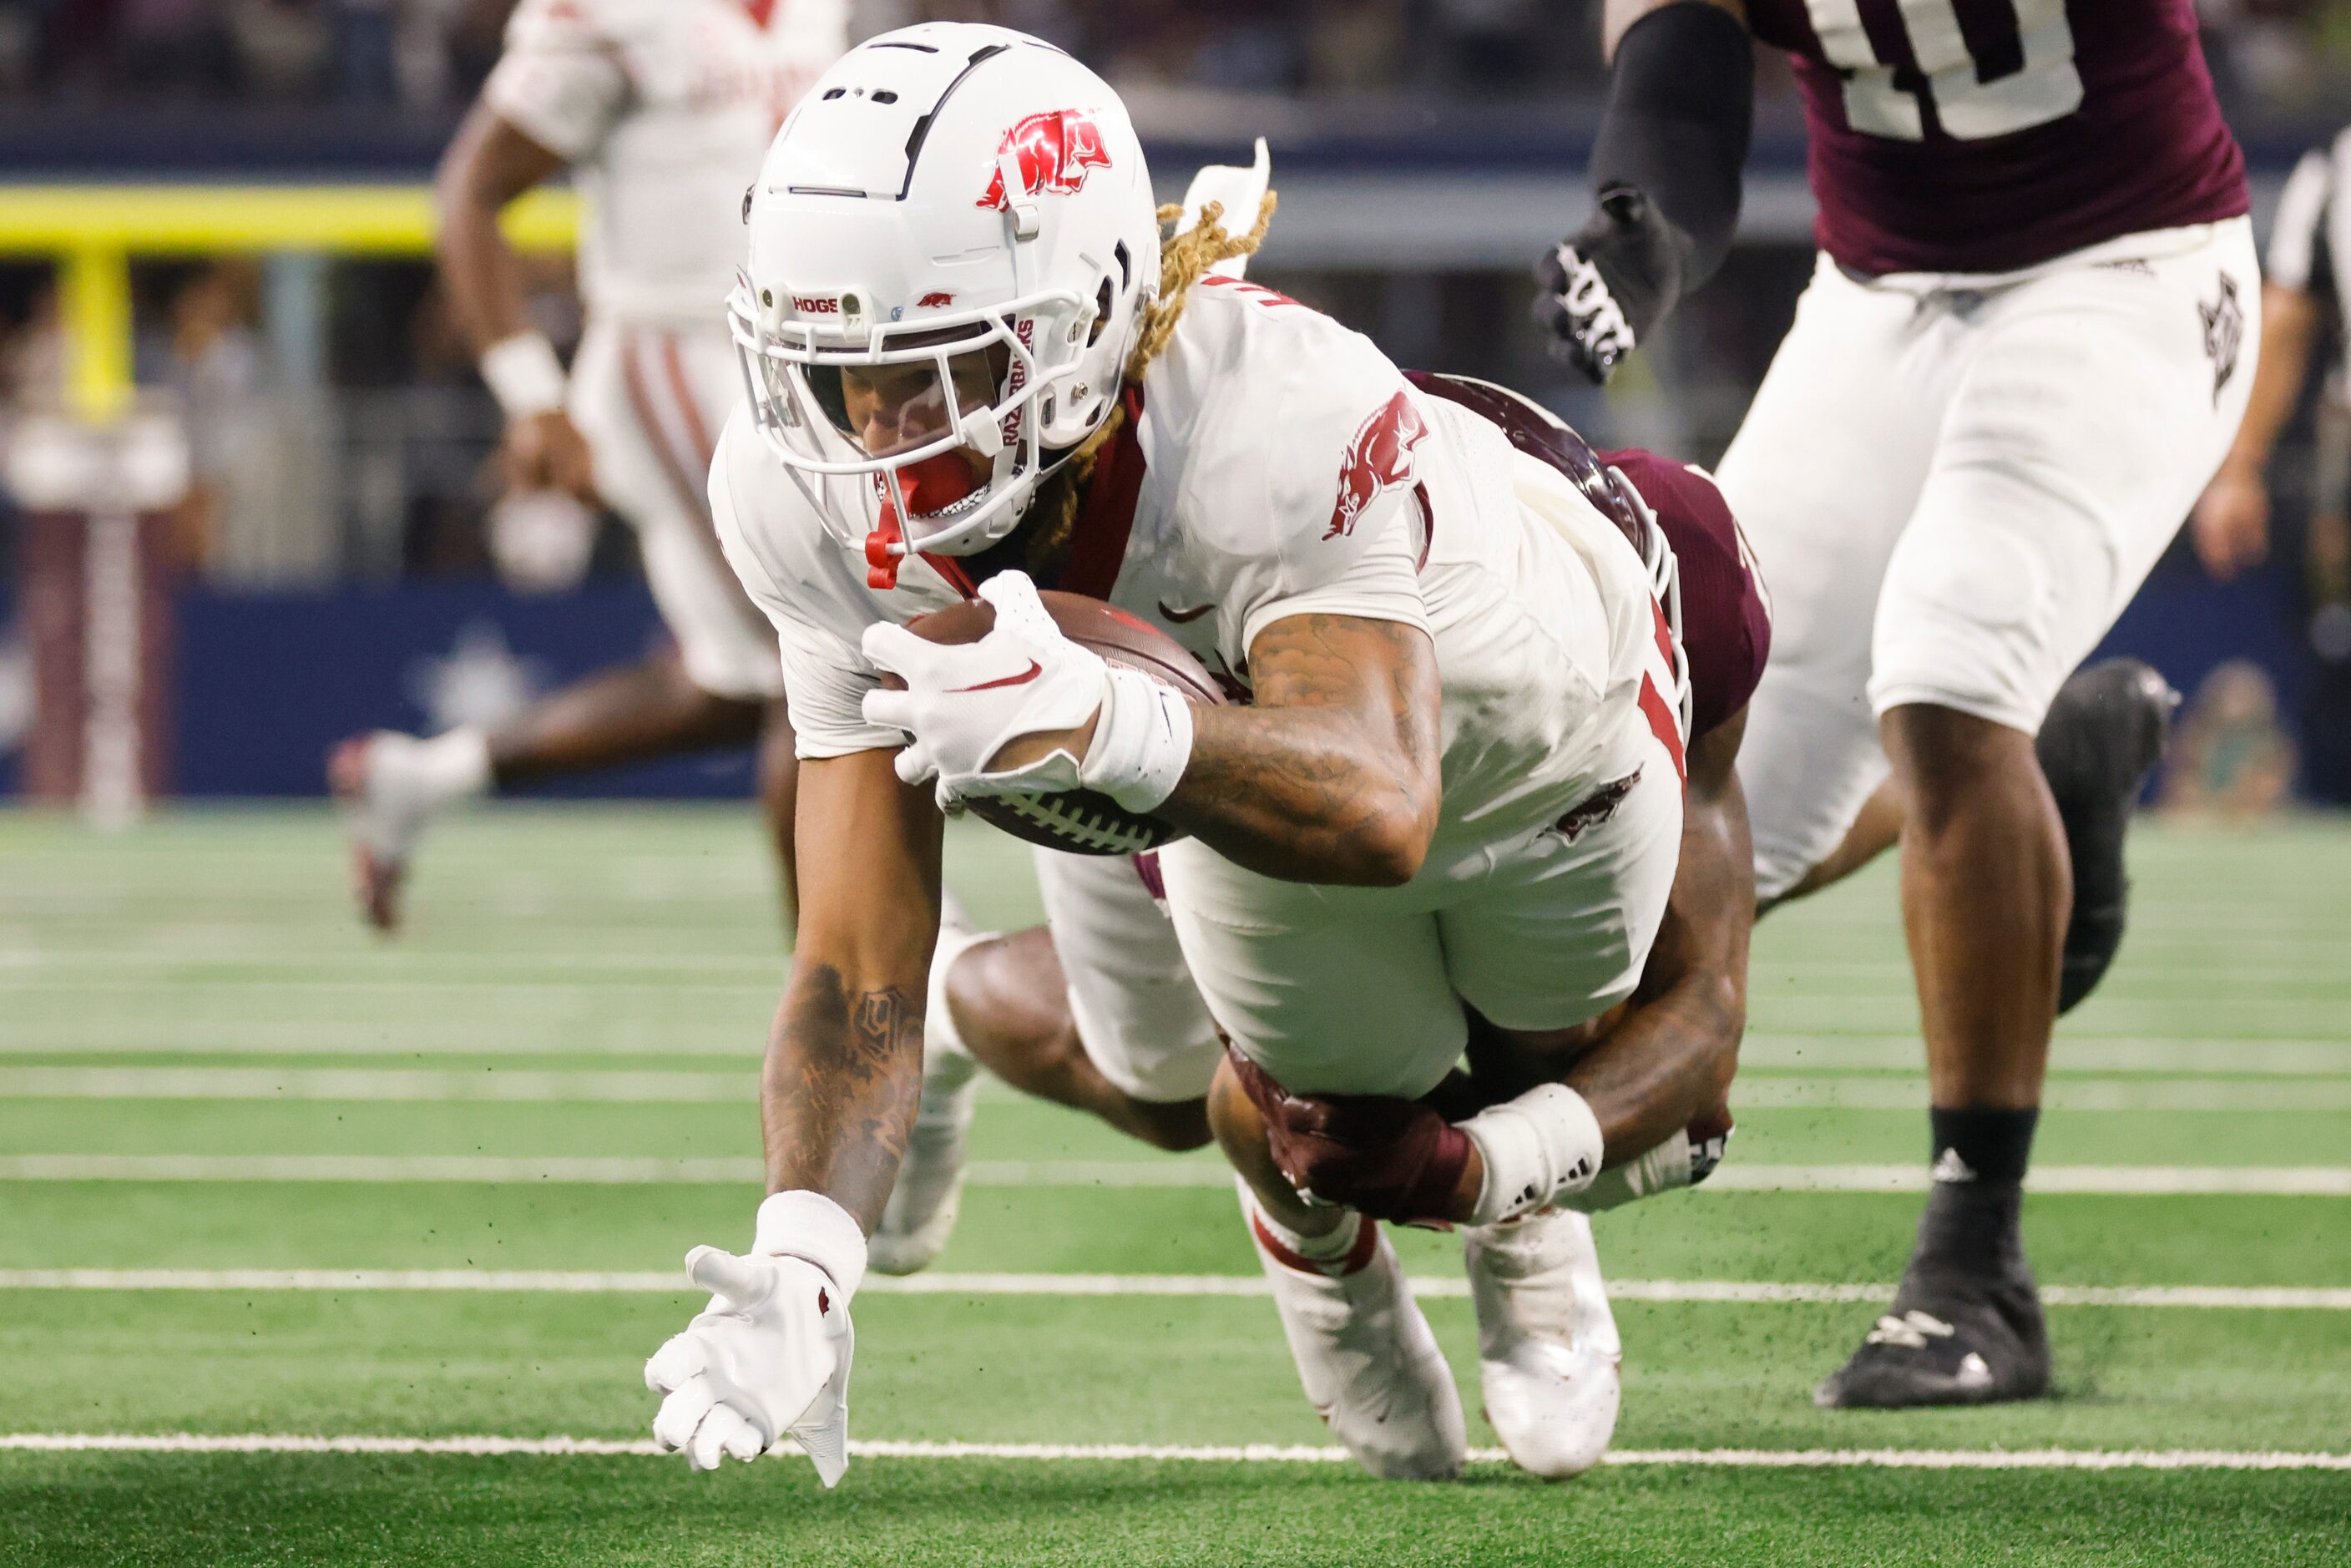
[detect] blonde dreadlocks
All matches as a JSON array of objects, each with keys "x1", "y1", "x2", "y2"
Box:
[{"x1": 1019, "y1": 190, "x2": 1280, "y2": 568}]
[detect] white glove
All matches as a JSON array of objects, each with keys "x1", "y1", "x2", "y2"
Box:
[
  {"x1": 645, "y1": 1193, "x2": 864, "y2": 1485},
  {"x1": 861, "y1": 572, "x2": 1110, "y2": 808}
]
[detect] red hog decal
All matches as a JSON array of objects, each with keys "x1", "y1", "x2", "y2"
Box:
[
  {"x1": 978, "y1": 109, "x2": 1113, "y2": 210},
  {"x1": 1327, "y1": 389, "x2": 1428, "y2": 540}
]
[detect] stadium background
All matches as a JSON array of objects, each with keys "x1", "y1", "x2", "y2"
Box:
[
  {"x1": 3, "y1": 8, "x2": 2349, "y2": 1562},
  {"x1": 1, "y1": 0, "x2": 2347, "y2": 811}
]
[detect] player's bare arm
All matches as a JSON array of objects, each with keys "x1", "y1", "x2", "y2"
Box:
[
  {"x1": 761, "y1": 748, "x2": 944, "y2": 1228},
  {"x1": 640, "y1": 746, "x2": 937, "y2": 1485},
  {"x1": 1536, "y1": 0, "x2": 1752, "y2": 382},
  {"x1": 868, "y1": 578, "x2": 1443, "y2": 890},
  {"x1": 434, "y1": 100, "x2": 595, "y2": 498},
  {"x1": 954, "y1": 607, "x2": 1441, "y2": 886},
  {"x1": 1157, "y1": 614, "x2": 1441, "y2": 888},
  {"x1": 2194, "y1": 284, "x2": 2322, "y2": 579}
]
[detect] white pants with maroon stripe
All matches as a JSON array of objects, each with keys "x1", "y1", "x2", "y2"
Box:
[
  {"x1": 569, "y1": 319, "x2": 783, "y2": 701},
  {"x1": 1720, "y1": 218, "x2": 2258, "y2": 901}
]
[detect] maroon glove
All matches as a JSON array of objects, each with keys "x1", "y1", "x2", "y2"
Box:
[{"x1": 1226, "y1": 1049, "x2": 1474, "y2": 1225}]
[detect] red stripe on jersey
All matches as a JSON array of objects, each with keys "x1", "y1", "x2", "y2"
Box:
[{"x1": 1639, "y1": 673, "x2": 1687, "y2": 789}]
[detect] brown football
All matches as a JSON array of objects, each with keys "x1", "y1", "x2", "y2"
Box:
[{"x1": 893, "y1": 590, "x2": 1227, "y2": 855}]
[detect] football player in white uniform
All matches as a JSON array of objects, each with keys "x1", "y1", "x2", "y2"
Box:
[
  {"x1": 641, "y1": 24, "x2": 1743, "y2": 1486},
  {"x1": 331, "y1": 0, "x2": 845, "y2": 931}
]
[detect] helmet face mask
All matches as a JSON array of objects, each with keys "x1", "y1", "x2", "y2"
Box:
[
  {"x1": 733, "y1": 22, "x2": 1160, "y2": 581},
  {"x1": 730, "y1": 276, "x2": 1099, "y2": 561}
]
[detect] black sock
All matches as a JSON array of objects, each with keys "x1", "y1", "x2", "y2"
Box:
[
  {"x1": 1929, "y1": 1105, "x2": 2039, "y2": 1185},
  {"x1": 1908, "y1": 1107, "x2": 2039, "y2": 1285}
]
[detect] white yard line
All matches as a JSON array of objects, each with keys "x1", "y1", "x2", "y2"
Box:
[
  {"x1": 5, "y1": 1065, "x2": 2349, "y2": 1110},
  {"x1": 0, "y1": 1269, "x2": 2341, "y2": 1310},
  {"x1": 4, "y1": 1154, "x2": 2350, "y2": 1194},
  {"x1": 8, "y1": 1032, "x2": 2345, "y2": 1079},
  {"x1": 3, "y1": 1432, "x2": 2345, "y2": 1470}
]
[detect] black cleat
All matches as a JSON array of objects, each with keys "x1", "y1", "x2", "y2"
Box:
[
  {"x1": 1815, "y1": 1257, "x2": 2050, "y2": 1411},
  {"x1": 2035, "y1": 658, "x2": 2178, "y2": 1014}
]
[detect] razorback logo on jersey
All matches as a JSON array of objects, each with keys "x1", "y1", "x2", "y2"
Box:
[
  {"x1": 978, "y1": 109, "x2": 1112, "y2": 210},
  {"x1": 1326, "y1": 389, "x2": 1427, "y2": 540}
]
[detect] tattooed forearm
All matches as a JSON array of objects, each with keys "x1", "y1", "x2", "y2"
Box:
[
  {"x1": 760, "y1": 962, "x2": 926, "y2": 1230},
  {"x1": 1163, "y1": 614, "x2": 1442, "y2": 887}
]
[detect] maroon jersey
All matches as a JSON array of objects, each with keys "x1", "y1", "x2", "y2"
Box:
[
  {"x1": 1404, "y1": 373, "x2": 1771, "y2": 743},
  {"x1": 1742, "y1": 0, "x2": 2247, "y2": 276}
]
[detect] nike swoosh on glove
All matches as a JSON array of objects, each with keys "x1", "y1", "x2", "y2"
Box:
[
  {"x1": 1533, "y1": 185, "x2": 1689, "y2": 387},
  {"x1": 861, "y1": 571, "x2": 1110, "y2": 810},
  {"x1": 645, "y1": 1245, "x2": 856, "y2": 1485}
]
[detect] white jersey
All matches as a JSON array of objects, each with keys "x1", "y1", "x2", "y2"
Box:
[
  {"x1": 486, "y1": 0, "x2": 846, "y2": 326},
  {"x1": 710, "y1": 279, "x2": 1671, "y2": 851}
]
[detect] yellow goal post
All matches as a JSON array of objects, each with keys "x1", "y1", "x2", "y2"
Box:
[{"x1": 0, "y1": 184, "x2": 580, "y2": 422}]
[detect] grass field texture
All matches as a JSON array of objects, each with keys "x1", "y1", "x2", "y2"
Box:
[{"x1": 2, "y1": 806, "x2": 2347, "y2": 1565}]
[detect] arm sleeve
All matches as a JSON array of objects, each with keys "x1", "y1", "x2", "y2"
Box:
[
  {"x1": 2268, "y1": 145, "x2": 2338, "y2": 296},
  {"x1": 483, "y1": 0, "x2": 632, "y2": 162},
  {"x1": 1588, "y1": 2, "x2": 1754, "y2": 293}
]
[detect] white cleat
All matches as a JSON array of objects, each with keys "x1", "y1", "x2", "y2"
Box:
[
  {"x1": 1464, "y1": 1206, "x2": 1622, "y2": 1479},
  {"x1": 868, "y1": 892, "x2": 987, "y2": 1277},
  {"x1": 328, "y1": 731, "x2": 457, "y2": 933},
  {"x1": 1242, "y1": 1181, "x2": 1467, "y2": 1481}
]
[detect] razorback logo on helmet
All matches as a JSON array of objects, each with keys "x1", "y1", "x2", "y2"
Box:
[
  {"x1": 792, "y1": 295, "x2": 840, "y2": 315},
  {"x1": 978, "y1": 109, "x2": 1113, "y2": 210},
  {"x1": 1325, "y1": 389, "x2": 1427, "y2": 541},
  {"x1": 916, "y1": 291, "x2": 956, "y2": 309}
]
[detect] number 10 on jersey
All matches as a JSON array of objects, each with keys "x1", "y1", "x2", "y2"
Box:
[{"x1": 1806, "y1": 0, "x2": 2083, "y2": 143}]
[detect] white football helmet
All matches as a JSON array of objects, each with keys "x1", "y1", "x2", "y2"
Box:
[{"x1": 731, "y1": 23, "x2": 1160, "y2": 588}]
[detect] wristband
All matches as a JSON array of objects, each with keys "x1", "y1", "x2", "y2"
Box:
[
  {"x1": 1459, "y1": 1083, "x2": 1604, "y2": 1225},
  {"x1": 753, "y1": 1190, "x2": 870, "y2": 1301},
  {"x1": 1079, "y1": 665, "x2": 1196, "y2": 813},
  {"x1": 1558, "y1": 1128, "x2": 1691, "y2": 1215},
  {"x1": 479, "y1": 331, "x2": 569, "y2": 421}
]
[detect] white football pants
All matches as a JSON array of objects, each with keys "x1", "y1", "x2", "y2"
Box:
[
  {"x1": 569, "y1": 320, "x2": 784, "y2": 702},
  {"x1": 1719, "y1": 219, "x2": 2258, "y2": 900}
]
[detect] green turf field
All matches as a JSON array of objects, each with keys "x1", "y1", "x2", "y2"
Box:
[{"x1": 3, "y1": 805, "x2": 2347, "y2": 1565}]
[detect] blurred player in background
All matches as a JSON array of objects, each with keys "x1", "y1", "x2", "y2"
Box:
[
  {"x1": 331, "y1": 0, "x2": 846, "y2": 931},
  {"x1": 1537, "y1": 0, "x2": 2255, "y2": 1408},
  {"x1": 640, "y1": 24, "x2": 1731, "y2": 1486},
  {"x1": 2192, "y1": 124, "x2": 2351, "y2": 585}
]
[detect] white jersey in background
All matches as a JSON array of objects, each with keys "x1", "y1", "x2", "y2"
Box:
[
  {"x1": 487, "y1": 0, "x2": 848, "y2": 327},
  {"x1": 714, "y1": 281, "x2": 1690, "y2": 1097},
  {"x1": 483, "y1": 0, "x2": 847, "y2": 701}
]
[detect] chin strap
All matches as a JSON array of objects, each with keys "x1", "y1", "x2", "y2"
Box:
[{"x1": 865, "y1": 503, "x2": 905, "y2": 591}]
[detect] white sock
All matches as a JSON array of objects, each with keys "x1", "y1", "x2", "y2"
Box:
[
  {"x1": 1249, "y1": 1189, "x2": 1363, "y2": 1264},
  {"x1": 408, "y1": 727, "x2": 493, "y2": 807}
]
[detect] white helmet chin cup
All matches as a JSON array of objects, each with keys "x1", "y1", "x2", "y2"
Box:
[{"x1": 733, "y1": 23, "x2": 1161, "y2": 568}]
